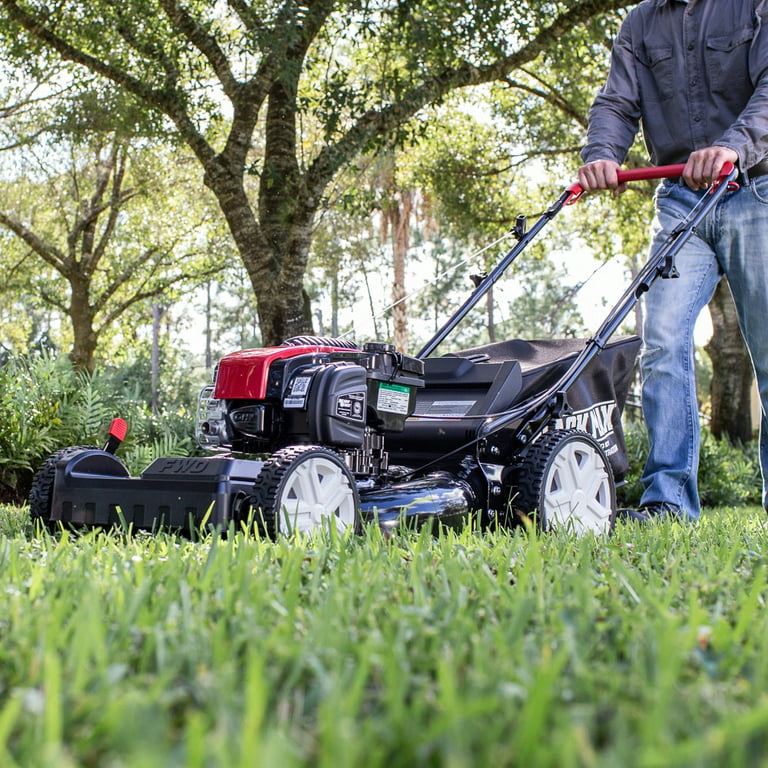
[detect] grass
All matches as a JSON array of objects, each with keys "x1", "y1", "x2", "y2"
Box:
[{"x1": 0, "y1": 505, "x2": 767, "y2": 767}]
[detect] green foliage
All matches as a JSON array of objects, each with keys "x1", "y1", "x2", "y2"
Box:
[
  {"x1": 0, "y1": 353, "x2": 197, "y2": 503},
  {"x1": 698, "y1": 430, "x2": 762, "y2": 507},
  {"x1": 411, "y1": 103, "x2": 521, "y2": 238},
  {"x1": 0, "y1": 510, "x2": 766, "y2": 765},
  {"x1": 618, "y1": 419, "x2": 762, "y2": 509}
]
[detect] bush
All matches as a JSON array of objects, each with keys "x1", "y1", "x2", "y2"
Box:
[
  {"x1": 617, "y1": 418, "x2": 762, "y2": 508},
  {"x1": 0, "y1": 353, "x2": 198, "y2": 503}
]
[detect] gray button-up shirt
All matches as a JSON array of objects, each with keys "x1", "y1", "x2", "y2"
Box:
[{"x1": 581, "y1": 0, "x2": 768, "y2": 171}]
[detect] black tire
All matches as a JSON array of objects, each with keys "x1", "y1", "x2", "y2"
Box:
[
  {"x1": 507, "y1": 428, "x2": 616, "y2": 535},
  {"x1": 28, "y1": 446, "x2": 102, "y2": 525},
  {"x1": 251, "y1": 445, "x2": 360, "y2": 536}
]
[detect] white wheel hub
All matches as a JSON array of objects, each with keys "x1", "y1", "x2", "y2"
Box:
[
  {"x1": 544, "y1": 440, "x2": 613, "y2": 534},
  {"x1": 278, "y1": 455, "x2": 357, "y2": 534}
]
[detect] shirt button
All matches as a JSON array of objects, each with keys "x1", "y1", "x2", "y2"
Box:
[
  {"x1": 694, "y1": 116, "x2": 702, "y2": 122},
  {"x1": 688, "y1": 43, "x2": 695, "y2": 50},
  {"x1": 690, "y1": 78, "x2": 698, "y2": 86}
]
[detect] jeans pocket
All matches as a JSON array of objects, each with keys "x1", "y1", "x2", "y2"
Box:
[
  {"x1": 748, "y1": 176, "x2": 768, "y2": 204},
  {"x1": 655, "y1": 181, "x2": 675, "y2": 201}
]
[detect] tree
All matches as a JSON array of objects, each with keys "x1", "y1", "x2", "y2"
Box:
[
  {"x1": 409, "y1": 104, "x2": 589, "y2": 347},
  {"x1": 706, "y1": 281, "x2": 754, "y2": 443},
  {"x1": 0, "y1": 134, "x2": 224, "y2": 371},
  {"x1": 0, "y1": 0, "x2": 632, "y2": 346}
]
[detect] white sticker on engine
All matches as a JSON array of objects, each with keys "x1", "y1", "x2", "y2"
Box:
[
  {"x1": 284, "y1": 374, "x2": 313, "y2": 409},
  {"x1": 290, "y1": 376, "x2": 312, "y2": 395},
  {"x1": 377, "y1": 383, "x2": 411, "y2": 414}
]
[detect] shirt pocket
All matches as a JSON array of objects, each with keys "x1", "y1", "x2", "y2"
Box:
[
  {"x1": 706, "y1": 25, "x2": 754, "y2": 96},
  {"x1": 634, "y1": 44, "x2": 674, "y2": 102}
]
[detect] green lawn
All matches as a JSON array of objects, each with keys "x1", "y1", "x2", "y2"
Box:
[{"x1": 0, "y1": 505, "x2": 767, "y2": 767}]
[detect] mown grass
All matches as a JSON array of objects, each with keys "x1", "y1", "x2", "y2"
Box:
[{"x1": 0, "y1": 506, "x2": 767, "y2": 767}]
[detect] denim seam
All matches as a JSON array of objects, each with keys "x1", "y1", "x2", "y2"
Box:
[{"x1": 653, "y1": 193, "x2": 720, "y2": 511}]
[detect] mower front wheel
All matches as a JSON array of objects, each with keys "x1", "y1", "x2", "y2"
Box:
[
  {"x1": 508, "y1": 428, "x2": 616, "y2": 535},
  {"x1": 251, "y1": 445, "x2": 360, "y2": 536},
  {"x1": 28, "y1": 446, "x2": 122, "y2": 526}
]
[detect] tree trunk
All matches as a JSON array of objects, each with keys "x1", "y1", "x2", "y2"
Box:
[
  {"x1": 390, "y1": 189, "x2": 412, "y2": 353},
  {"x1": 205, "y1": 280, "x2": 213, "y2": 370},
  {"x1": 151, "y1": 303, "x2": 163, "y2": 412},
  {"x1": 203, "y1": 160, "x2": 315, "y2": 346},
  {"x1": 705, "y1": 279, "x2": 754, "y2": 443},
  {"x1": 330, "y1": 270, "x2": 339, "y2": 337},
  {"x1": 68, "y1": 278, "x2": 98, "y2": 373},
  {"x1": 203, "y1": 82, "x2": 318, "y2": 347},
  {"x1": 486, "y1": 285, "x2": 496, "y2": 343}
]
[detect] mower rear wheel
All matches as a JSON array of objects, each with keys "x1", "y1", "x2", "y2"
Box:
[
  {"x1": 508, "y1": 428, "x2": 615, "y2": 535},
  {"x1": 251, "y1": 445, "x2": 360, "y2": 536}
]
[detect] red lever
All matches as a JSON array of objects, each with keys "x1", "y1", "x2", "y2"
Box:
[
  {"x1": 565, "y1": 161, "x2": 738, "y2": 205},
  {"x1": 103, "y1": 418, "x2": 128, "y2": 454}
]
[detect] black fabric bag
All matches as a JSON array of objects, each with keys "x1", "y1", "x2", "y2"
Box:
[{"x1": 455, "y1": 336, "x2": 641, "y2": 481}]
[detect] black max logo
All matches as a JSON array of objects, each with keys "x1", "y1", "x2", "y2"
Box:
[{"x1": 551, "y1": 401, "x2": 619, "y2": 456}]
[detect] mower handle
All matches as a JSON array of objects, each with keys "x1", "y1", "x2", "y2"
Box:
[{"x1": 564, "y1": 161, "x2": 738, "y2": 205}]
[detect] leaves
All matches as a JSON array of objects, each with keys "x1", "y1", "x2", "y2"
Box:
[{"x1": 0, "y1": 352, "x2": 198, "y2": 502}]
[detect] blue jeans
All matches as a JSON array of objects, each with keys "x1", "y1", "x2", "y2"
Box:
[{"x1": 640, "y1": 176, "x2": 768, "y2": 519}]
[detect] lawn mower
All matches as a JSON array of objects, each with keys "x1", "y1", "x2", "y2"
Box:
[{"x1": 28, "y1": 163, "x2": 739, "y2": 536}]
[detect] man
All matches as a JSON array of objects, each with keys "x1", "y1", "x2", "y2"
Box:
[{"x1": 578, "y1": 0, "x2": 768, "y2": 521}]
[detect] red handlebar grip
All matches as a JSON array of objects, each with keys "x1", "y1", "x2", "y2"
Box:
[
  {"x1": 565, "y1": 161, "x2": 737, "y2": 205},
  {"x1": 615, "y1": 164, "x2": 686, "y2": 183}
]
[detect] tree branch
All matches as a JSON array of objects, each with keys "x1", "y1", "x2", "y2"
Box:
[
  {"x1": 158, "y1": 0, "x2": 241, "y2": 101},
  {"x1": 504, "y1": 73, "x2": 588, "y2": 129},
  {"x1": 95, "y1": 259, "x2": 223, "y2": 330},
  {"x1": 0, "y1": 211, "x2": 68, "y2": 273},
  {"x1": 306, "y1": 0, "x2": 630, "y2": 198},
  {"x1": 0, "y1": 0, "x2": 218, "y2": 166}
]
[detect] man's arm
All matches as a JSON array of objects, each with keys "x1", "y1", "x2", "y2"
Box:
[
  {"x1": 578, "y1": 18, "x2": 639, "y2": 195},
  {"x1": 577, "y1": 159, "x2": 627, "y2": 196},
  {"x1": 704, "y1": 4, "x2": 768, "y2": 184},
  {"x1": 580, "y1": 18, "x2": 641, "y2": 168}
]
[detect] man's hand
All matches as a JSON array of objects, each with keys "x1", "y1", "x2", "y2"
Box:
[
  {"x1": 577, "y1": 159, "x2": 628, "y2": 197},
  {"x1": 683, "y1": 146, "x2": 739, "y2": 190}
]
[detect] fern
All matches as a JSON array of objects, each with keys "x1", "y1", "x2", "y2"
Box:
[
  {"x1": 121, "y1": 433, "x2": 194, "y2": 476},
  {"x1": 0, "y1": 352, "x2": 198, "y2": 502}
]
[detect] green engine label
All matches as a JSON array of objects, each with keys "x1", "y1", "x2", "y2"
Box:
[{"x1": 377, "y1": 382, "x2": 411, "y2": 415}]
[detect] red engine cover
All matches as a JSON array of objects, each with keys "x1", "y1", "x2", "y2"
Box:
[{"x1": 213, "y1": 345, "x2": 353, "y2": 399}]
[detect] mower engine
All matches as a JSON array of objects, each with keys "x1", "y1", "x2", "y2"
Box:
[{"x1": 196, "y1": 339, "x2": 425, "y2": 477}]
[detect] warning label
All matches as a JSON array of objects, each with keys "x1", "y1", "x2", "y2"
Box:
[{"x1": 377, "y1": 383, "x2": 411, "y2": 414}]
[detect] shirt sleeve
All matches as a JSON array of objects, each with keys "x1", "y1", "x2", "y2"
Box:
[
  {"x1": 581, "y1": 18, "x2": 643, "y2": 165},
  {"x1": 715, "y1": 2, "x2": 768, "y2": 169}
]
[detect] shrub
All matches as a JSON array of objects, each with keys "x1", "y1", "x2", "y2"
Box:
[
  {"x1": 617, "y1": 418, "x2": 762, "y2": 508},
  {"x1": 0, "y1": 353, "x2": 198, "y2": 503}
]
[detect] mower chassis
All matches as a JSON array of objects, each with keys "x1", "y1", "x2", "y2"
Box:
[{"x1": 29, "y1": 164, "x2": 739, "y2": 537}]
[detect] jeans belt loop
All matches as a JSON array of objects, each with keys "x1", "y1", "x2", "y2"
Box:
[{"x1": 741, "y1": 168, "x2": 751, "y2": 187}]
